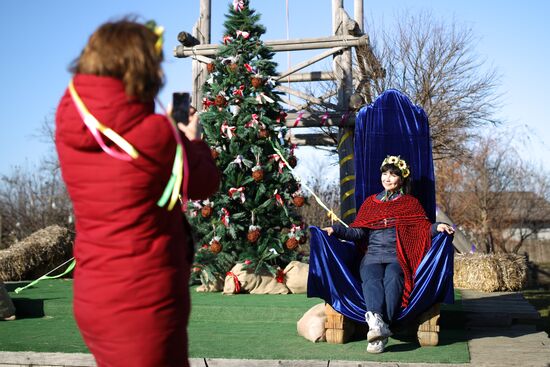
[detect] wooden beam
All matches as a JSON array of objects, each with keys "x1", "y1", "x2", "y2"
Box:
[
  {"x1": 174, "y1": 35, "x2": 368, "y2": 58},
  {"x1": 188, "y1": 59, "x2": 333, "y2": 83},
  {"x1": 275, "y1": 85, "x2": 339, "y2": 110},
  {"x1": 333, "y1": 6, "x2": 356, "y2": 224},
  {"x1": 289, "y1": 90, "x2": 339, "y2": 112},
  {"x1": 279, "y1": 97, "x2": 302, "y2": 110},
  {"x1": 190, "y1": 54, "x2": 214, "y2": 64},
  {"x1": 284, "y1": 112, "x2": 355, "y2": 128},
  {"x1": 192, "y1": 0, "x2": 211, "y2": 111},
  {"x1": 288, "y1": 133, "x2": 336, "y2": 146},
  {"x1": 355, "y1": 0, "x2": 364, "y2": 32},
  {"x1": 276, "y1": 47, "x2": 344, "y2": 80},
  {"x1": 333, "y1": 0, "x2": 344, "y2": 34},
  {"x1": 277, "y1": 71, "x2": 335, "y2": 82}
]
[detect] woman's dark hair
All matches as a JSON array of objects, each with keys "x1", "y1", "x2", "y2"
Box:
[
  {"x1": 380, "y1": 163, "x2": 412, "y2": 194},
  {"x1": 69, "y1": 18, "x2": 164, "y2": 102}
]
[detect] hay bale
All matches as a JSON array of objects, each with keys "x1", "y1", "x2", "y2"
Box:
[
  {"x1": 0, "y1": 225, "x2": 74, "y2": 281},
  {"x1": 454, "y1": 253, "x2": 527, "y2": 292}
]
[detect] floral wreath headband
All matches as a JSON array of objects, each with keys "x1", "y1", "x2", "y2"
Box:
[
  {"x1": 144, "y1": 20, "x2": 164, "y2": 55},
  {"x1": 380, "y1": 155, "x2": 410, "y2": 178}
]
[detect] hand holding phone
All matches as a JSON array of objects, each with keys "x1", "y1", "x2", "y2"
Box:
[
  {"x1": 171, "y1": 92, "x2": 190, "y2": 124},
  {"x1": 176, "y1": 105, "x2": 201, "y2": 141}
]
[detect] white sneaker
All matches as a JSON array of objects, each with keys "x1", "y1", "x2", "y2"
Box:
[
  {"x1": 365, "y1": 311, "x2": 392, "y2": 342},
  {"x1": 367, "y1": 337, "x2": 388, "y2": 353}
]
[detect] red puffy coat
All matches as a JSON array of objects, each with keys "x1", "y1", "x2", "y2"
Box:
[{"x1": 56, "y1": 74, "x2": 220, "y2": 367}]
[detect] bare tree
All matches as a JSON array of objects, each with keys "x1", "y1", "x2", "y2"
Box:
[
  {"x1": 0, "y1": 117, "x2": 73, "y2": 247},
  {"x1": 435, "y1": 135, "x2": 550, "y2": 254},
  {"x1": 356, "y1": 11, "x2": 501, "y2": 159},
  {"x1": 0, "y1": 164, "x2": 73, "y2": 247}
]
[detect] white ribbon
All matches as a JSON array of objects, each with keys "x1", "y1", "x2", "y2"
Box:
[
  {"x1": 229, "y1": 187, "x2": 246, "y2": 203},
  {"x1": 233, "y1": 0, "x2": 244, "y2": 11},
  {"x1": 221, "y1": 121, "x2": 236, "y2": 139}
]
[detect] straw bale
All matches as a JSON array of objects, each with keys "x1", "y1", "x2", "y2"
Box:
[
  {"x1": 454, "y1": 252, "x2": 527, "y2": 292},
  {"x1": 0, "y1": 225, "x2": 74, "y2": 281}
]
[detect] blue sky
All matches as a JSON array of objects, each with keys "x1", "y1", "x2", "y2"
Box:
[{"x1": 1, "y1": 1, "x2": 549, "y2": 180}]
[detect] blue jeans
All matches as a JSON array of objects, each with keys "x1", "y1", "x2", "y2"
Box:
[{"x1": 360, "y1": 260, "x2": 404, "y2": 324}]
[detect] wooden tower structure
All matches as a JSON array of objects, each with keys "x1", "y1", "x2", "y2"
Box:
[{"x1": 174, "y1": 0, "x2": 373, "y2": 224}]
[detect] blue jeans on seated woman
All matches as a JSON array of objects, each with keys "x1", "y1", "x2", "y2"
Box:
[{"x1": 360, "y1": 259, "x2": 404, "y2": 324}]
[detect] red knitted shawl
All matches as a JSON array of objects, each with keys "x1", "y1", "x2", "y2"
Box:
[{"x1": 351, "y1": 194, "x2": 432, "y2": 307}]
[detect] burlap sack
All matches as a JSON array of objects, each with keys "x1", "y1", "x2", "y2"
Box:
[
  {"x1": 283, "y1": 261, "x2": 309, "y2": 294},
  {"x1": 0, "y1": 281, "x2": 16, "y2": 319},
  {"x1": 297, "y1": 303, "x2": 326, "y2": 342},
  {"x1": 196, "y1": 271, "x2": 224, "y2": 292},
  {"x1": 223, "y1": 263, "x2": 290, "y2": 295}
]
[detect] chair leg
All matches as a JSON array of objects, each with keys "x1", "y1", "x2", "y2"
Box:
[
  {"x1": 417, "y1": 303, "x2": 440, "y2": 346},
  {"x1": 324, "y1": 304, "x2": 355, "y2": 344}
]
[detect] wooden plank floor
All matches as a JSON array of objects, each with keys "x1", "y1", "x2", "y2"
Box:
[
  {"x1": 461, "y1": 289, "x2": 541, "y2": 327},
  {"x1": 461, "y1": 289, "x2": 550, "y2": 367}
]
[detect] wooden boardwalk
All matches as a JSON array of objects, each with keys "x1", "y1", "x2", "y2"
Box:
[
  {"x1": 461, "y1": 290, "x2": 549, "y2": 367},
  {"x1": 0, "y1": 289, "x2": 548, "y2": 367}
]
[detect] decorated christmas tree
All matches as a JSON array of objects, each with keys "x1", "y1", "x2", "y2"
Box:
[{"x1": 189, "y1": 0, "x2": 307, "y2": 282}]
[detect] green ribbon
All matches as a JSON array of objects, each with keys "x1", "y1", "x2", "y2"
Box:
[
  {"x1": 157, "y1": 144, "x2": 183, "y2": 208},
  {"x1": 14, "y1": 258, "x2": 76, "y2": 294}
]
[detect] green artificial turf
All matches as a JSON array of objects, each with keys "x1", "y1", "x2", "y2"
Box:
[{"x1": 3, "y1": 280, "x2": 469, "y2": 363}]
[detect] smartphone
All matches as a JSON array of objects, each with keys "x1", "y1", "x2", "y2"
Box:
[{"x1": 172, "y1": 92, "x2": 190, "y2": 124}]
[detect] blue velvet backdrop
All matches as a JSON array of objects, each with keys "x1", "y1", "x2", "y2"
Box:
[{"x1": 354, "y1": 89, "x2": 436, "y2": 222}]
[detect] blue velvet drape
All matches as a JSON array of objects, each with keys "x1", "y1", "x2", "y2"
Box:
[
  {"x1": 307, "y1": 227, "x2": 454, "y2": 324},
  {"x1": 354, "y1": 89, "x2": 436, "y2": 222},
  {"x1": 307, "y1": 89, "x2": 454, "y2": 324}
]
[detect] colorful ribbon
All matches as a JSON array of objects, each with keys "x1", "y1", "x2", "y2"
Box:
[
  {"x1": 293, "y1": 111, "x2": 305, "y2": 127},
  {"x1": 244, "y1": 63, "x2": 255, "y2": 73},
  {"x1": 255, "y1": 92, "x2": 274, "y2": 104},
  {"x1": 221, "y1": 208, "x2": 231, "y2": 227},
  {"x1": 276, "y1": 268, "x2": 285, "y2": 283},
  {"x1": 221, "y1": 121, "x2": 236, "y2": 139},
  {"x1": 229, "y1": 187, "x2": 246, "y2": 203},
  {"x1": 155, "y1": 100, "x2": 190, "y2": 211},
  {"x1": 226, "y1": 271, "x2": 241, "y2": 293},
  {"x1": 320, "y1": 111, "x2": 329, "y2": 126},
  {"x1": 202, "y1": 97, "x2": 215, "y2": 109},
  {"x1": 269, "y1": 154, "x2": 286, "y2": 173},
  {"x1": 236, "y1": 30, "x2": 250, "y2": 39},
  {"x1": 233, "y1": 0, "x2": 245, "y2": 12},
  {"x1": 276, "y1": 111, "x2": 287, "y2": 123},
  {"x1": 233, "y1": 84, "x2": 245, "y2": 97},
  {"x1": 14, "y1": 257, "x2": 76, "y2": 294},
  {"x1": 274, "y1": 190, "x2": 285, "y2": 206},
  {"x1": 245, "y1": 113, "x2": 261, "y2": 128},
  {"x1": 68, "y1": 80, "x2": 139, "y2": 161},
  {"x1": 269, "y1": 141, "x2": 348, "y2": 227}
]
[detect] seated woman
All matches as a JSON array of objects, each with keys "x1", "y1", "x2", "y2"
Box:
[{"x1": 322, "y1": 156, "x2": 454, "y2": 354}]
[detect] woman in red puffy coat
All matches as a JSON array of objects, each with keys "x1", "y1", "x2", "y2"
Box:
[{"x1": 55, "y1": 19, "x2": 220, "y2": 367}]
